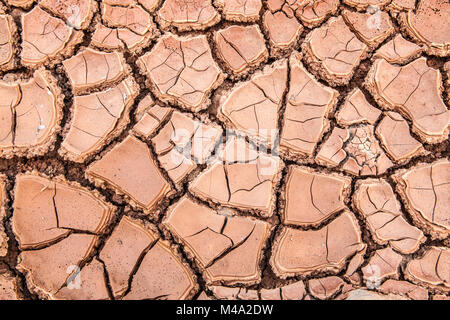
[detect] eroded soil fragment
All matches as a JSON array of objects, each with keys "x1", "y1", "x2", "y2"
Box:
[
  {"x1": 295, "y1": 0, "x2": 340, "y2": 28},
  {"x1": 138, "y1": 33, "x2": 223, "y2": 112},
  {"x1": 164, "y1": 196, "x2": 270, "y2": 285},
  {"x1": 280, "y1": 53, "x2": 338, "y2": 159},
  {"x1": 302, "y1": 16, "x2": 368, "y2": 86},
  {"x1": 12, "y1": 173, "x2": 115, "y2": 249},
  {"x1": 263, "y1": 0, "x2": 303, "y2": 53},
  {"x1": 373, "y1": 34, "x2": 423, "y2": 64},
  {"x1": 0, "y1": 69, "x2": 63, "y2": 158},
  {"x1": 392, "y1": 160, "x2": 450, "y2": 239},
  {"x1": 271, "y1": 211, "x2": 365, "y2": 277},
  {"x1": 152, "y1": 111, "x2": 222, "y2": 184},
  {"x1": 214, "y1": 25, "x2": 268, "y2": 76},
  {"x1": 63, "y1": 48, "x2": 129, "y2": 95},
  {"x1": 86, "y1": 135, "x2": 172, "y2": 214},
  {"x1": 378, "y1": 279, "x2": 428, "y2": 300},
  {"x1": 92, "y1": 0, "x2": 157, "y2": 53},
  {"x1": 376, "y1": 112, "x2": 426, "y2": 163},
  {"x1": 17, "y1": 233, "x2": 99, "y2": 299},
  {"x1": 361, "y1": 247, "x2": 403, "y2": 286},
  {"x1": 0, "y1": 14, "x2": 16, "y2": 71},
  {"x1": 214, "y1": 0, "x2": 262, "y2": 22},
  {"x1": 404, "y1": 246, "x2": 449, "y2": 291},
  {"x1": 342, "y1": 9, "x2": 394, "y2": 48},
  {"x1": 219, "y1": 59, "x2": 288, "y2": 146},
  {"x1": 39, "y1": 0, "x2": 97, "y2": 30},
  {"x1": 132, "y1": 95, "x2": 172, "y2": 138},
  {"x1": 157, "y1": 0, "x2": 220, "y2": 31},
  {"x1": 365, "y1": 58, "x2": 449, "y2": 143},
  {"x1": 316, "y1": 125, "x2": 393, "y2": 176},
  {"x1": 260, "y1": 281, "x2": 307, "y2": 300},
  {"x1": 21, "y1": 6, "x2": 82, "y2": 67},
  {"x1": 308, "y1": 276, "x2": 344, "y2": 299},
  {"x1": 335, "y1": 88, "x2": 381, "y2": 126},
  {"x1": 398, "y1": 0, "x2": 450, "y2": 56},
  {"x1": 189, "y1": 137, "x2": 282, "y2": 217},
  {"x1": 353, "y1": 179, "x2": 425, "y2": 254},
  {"x1": 282, "y1": 166, "x2": 351, "y2": 226},
  {"x1": 60, "y1": 77, "x2": 139, "y2": 162},
  {"x1": 0, "y1": 272, "x2": 18, "y2": 300},
  {"x1": 101, "y1": 1, "x2": 156, "y2": 36},
  {"x1": 100, "y1": 215, "x2": 197, "y2": 299}
]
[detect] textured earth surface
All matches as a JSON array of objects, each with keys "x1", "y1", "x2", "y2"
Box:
[{"x1": 0, "y1": 0, "x2": 449, "y2": 300}]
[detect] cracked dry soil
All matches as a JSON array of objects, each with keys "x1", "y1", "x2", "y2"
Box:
[{"x1": 0, "y1": 0, "x2": 449, "y2": 300}]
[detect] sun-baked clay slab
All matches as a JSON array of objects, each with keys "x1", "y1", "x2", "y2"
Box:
[
  {"x1": 308, "y1": 276, "x2": 344, "y2": 299},
  {"x1": 21, "y1": 6, "x2": 83, "y2": 67},
  {"x1": 36, "y1": 250, "x2": 108, "y2": 300},
  {"x1": 398, "y1": 0, "x2": 450, "y2": 56},
  {"x1": 214, "y1": 25, "x2": 268, "y2": 77},
  {"x1": 7, "y1": 0, "x2": 35, "y2": 8},
  {"x1": 17, "y1": 233, "x2": 99, "y2": 299},
  {"x1": 132, "y1": 95, "x2": 172, "y2": 138},
  {"x1": 157, "y1": 0, "x2": 220, "y2": 31},
  {"x1": 39, "y1": 0, "x2": 97, "y2": 30},
  {"x1": 0, "y1": 272, "x2": 18, "y2": 300},
  {"x1": 63, "y1": 48, "x2": 129, "y2": 95},
  {"x1": 219, "y1": 59, "x2": 288, "y2": 146},
  {"x1": 296, "y1": 0, "x2": 340, "y2": 28},
  {"x1": 271, "y1": 211, "x2": 365, "y2": 278},
  {"x1": 344, "y1": 288, "x2": 407, "y2": 300},
  {"x1": 404, "y1": 246, "x2": 449, "y2": 292},
  {"x1": 365, "y1": 58, "x2": 449, "y2": 144},
  {"x1": 209, "y1": 286, "x2": 258, "y2": 300},
  {"x1": 101, "y1": 1, "x2": 156, "y2": 36},
  {"x1": 392, "y1": 160, "x2": 450, "y2": 239},
  {"x1": 0, "y1": 14, "x2": 16, "y2": 71},
  {"x1": 342, "y1": 9, "x2": 394, "y2": 48},
  {"x1": 100, "y1": 215, "x2": 197, "y2": 299},
  {"x1": 189, "y1": 137, "x2": 283, "y2": 217},
  {"x1": 123, "y1": 243, "x2": 198, "y2": 299},
  {"x1": 302, "y1": 16, "x2": 369, "y2": 86},
  {"x1": 263, "y1": 1, "x2": 303, "y2": 54},
  {"x1": 377, "y1": 279, "x2": 428, "y2": 300},
  {"x1": 353, "y1": 179, "x2": 425, "y2": 254},
  {"x1": 12, "y1": 173, "x2": 115, "y2": 250},
  {"x1": 209, "y1": 280, "x2": 307, "y2": 300},
  {"x1": 214, "y1": 0, "x2": 262, "y2": 22},
  {"x1": 362, "y1": 247, "x2": 402, "y2": 287},
  {"x1": 138, "y1": 33, "x2": 224, "y2": 112},
  {"x1": 280, "y1": 53, "x2": 338, "y2": 159},
  {"x1": 100, "y1": 215, "x2": 157, "y2": 297},
  {"x1": 152, "y1": 111, "x2": 221, "y2": 185},
  {"x1": 60, "y1": 77, "x2": 139, "y2": 162},
  {"x1": 0, "y1": 175, "x2": 7, "y2": 257},
  {"x1": 343, "y1": 0, "x2": 390, "y2": 10},
  {"x1": 376, "y1": 112, "x2": 426, "y2": 163},
  {"x1": 164, "y1": 196, "x2": 270, "y2": 285},
  {"x1": 335, "y1": 88, "x2": 381, "y2": 126},
  {"x1": 260, "y1": 281, "x2": 307, "y2": 300},
  {"x1": 87, "y1": 135, "x2": 172, "y2": 214},
  {"x1": 0, "y1": 69, "x2": 63, "y2": 158},
  {"x1": 373, "y1": 34, "x2": 423, "y2": 64},
  {"x1": 91, "y1": 23, "x2": 153, "y2": 53},
  {"x1": 316, "y1": 125, "x2": 393, "y2": 176},
  {"x1": 282, "y1": 166, "x2": 351, "y2": 227},
  {"x1": 388, "y1": 0, "x2": 415, "y2": 11},
  {"x1": 53, "y1": 258, "x2": 110, "y2": 300}
]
